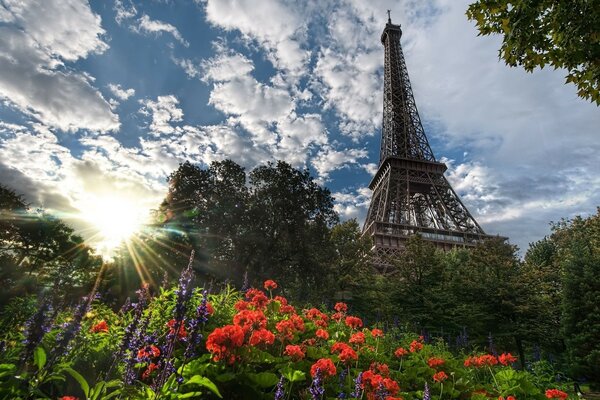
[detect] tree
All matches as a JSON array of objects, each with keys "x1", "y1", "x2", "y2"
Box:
[
  {"x1": 154, "y1": 160, "x2": 339, "y2": 302},
  {"x1": 0, "y1": 184, "x2": 102, "y2": 305},
  {"x1": 553, "y1": 210, "x2": 600, "y2": 387},
  {"x1": 467, "y1": 0, "x2": 600, "y2": 104}
]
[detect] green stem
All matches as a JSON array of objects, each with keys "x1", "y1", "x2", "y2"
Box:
[
  {"x1": 488, "y1": 366, "x2": 500, "y2": 391},
  {"x1": 439, "y1": 382, "x2": 444, "y2": 400}
]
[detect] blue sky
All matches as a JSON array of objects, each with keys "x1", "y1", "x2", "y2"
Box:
[{"x1": 0, "y1": 0, "x2": 599, "y2": 255}]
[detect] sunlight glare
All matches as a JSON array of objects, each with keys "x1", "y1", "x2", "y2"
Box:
[{"x1": 79, "y1": 195, "x2": 148, "y2": 257}]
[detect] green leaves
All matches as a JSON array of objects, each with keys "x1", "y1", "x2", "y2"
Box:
[
  {"x1": 33, "y1": 346, "x2": 46, "y2": 370},
  {"x1": 185, "y1": 375, "x2": 222, "y2": 398},
  {"x1": 466, "y1": 0, "x2": 600, "y2": 104}
]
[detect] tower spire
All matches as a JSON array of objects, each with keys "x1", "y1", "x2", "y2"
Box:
[
  {"x1": 387, "y1": 9, "x2": 392, "y2": 24},
  {"x1": 362, "y1": 19, "x2": 497, "y2": 272}
]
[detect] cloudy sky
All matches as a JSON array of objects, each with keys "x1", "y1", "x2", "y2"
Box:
[{"x1": 0, "y1": 0, "x2": 598, "y2": 255}]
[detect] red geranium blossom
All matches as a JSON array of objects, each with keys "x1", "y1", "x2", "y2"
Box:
[
  {"x1": 394, "y1": 347, "x2": 409, "y2": 358},
  {"x1": 250, "y1": 292, "x2": 269, "y2": 309},
  {"x1": 206, "y1": 324, "x2": 245, "y2": 363},
  {"x1": 371, "y1": 328, "x2": 384, "y2": 338},
  {"x1": 59, "y1": 397, "x2": 79, "y2": 400},
  {"x1": 90, "y1": 320, "x2": 109, "y2": 334},
  {"x1": 264, "y1": 280, "x2": 278, "y2": 290},
  {"x1": 233, "y1": 309, "x2": 267, "y2": 333},
  {"x1": 166, "y1": 319, "x2": 187, "y2": 340},
  {"x1": 234, "y1": 300, "x2": 249, "y2": 311},
  {"x1": 499, "y1": 396, "x2": 517, "y2": 400},
  {"x1": 274, "y1": 295, "x2": 288, "y2": 305},
  {"x1": 427, "y1": 357, "x2": 445, "y2": 368},
  {"x1": 142, "y1": 362, "x2": 159, "y2": 380},
  {"x1": 345, "y1": 316, "x2": 363, "y2": 329},
  {"x1": 280, "y1": 304, "x2": 296, "y2": 314},
  {"x1": 334, "y1": 302, "x2": 348, "y2": 312},
  {"x1": 283, "y1": 344, "x2": 305, "y2": 361},
  {"x1": 249, "y1": 328, "x2": 275, "y2": 346},
  {"x1": 310, "y1": 358, "x2": 337, "y2": 378},
  {"x1": 370, "y1": 362, "x2": 390, "y2": 377},
  {"x1": 137, "y1": 344, "x2": 161, "y2": 361},
  {"x1": 409, "y1": 340, "x2": 423, "y2": 353},
  {"x1": 276, "y1": 320, "x2": 296, "y2": 341},
  {"x1": 245, "y1": 288, "x2": 264, "y2": 299},
  {"x1": 331, "y1": 342, "x2": 358, "y2": 363},
  {"x1": 350, "y1": 332, "x2": 366, "y2": 345},
  {"x1": 331, "y1": 312, "x2": 344, "y2": 322},
  {"x1": 545, "y1": 389, "x2": 568, "y2": 399},
  {"x1": 315, "y1": 329, "x2": 329, "y2": 340},
  {"x1": 433, "y1": 371, "x2": 448, "y2": 383},
  {"x1": 206, "y1": 302, "x2": 215, "y2": 315},
  {"x1": 498, "y1": 352, "x2": 518, "y2": 366}
]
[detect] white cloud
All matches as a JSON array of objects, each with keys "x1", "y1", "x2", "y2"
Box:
[
  {"x1": 311, "y1": 145, "x2": 369, "y2": 181},
  {"x1": 173, "y1": 57, "x2": 202, "y2": 79},
  {"x1": 139, "y1": 95, "x2": 184, "y2": 136},
  {"x1": 0, "y1": 0, "x2": 119, "y2": 132},
  {"x1": 108, "y1": 83, "x2": 135, "y2": 101},
  {"x1": 201, "y1": 52, "x2": 254, "y2": 82},
  {"x1": 202, "y1": 0, "x2": 310, "y2": 74},
  {"x1": 134, "y1": 14, "x2": 189, "y2": 47},
  {"x1": 113, "y1": 0, "x2": 137, "y2": 24}
]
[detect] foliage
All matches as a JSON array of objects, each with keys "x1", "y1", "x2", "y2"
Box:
[
  {"x1": 0, "y1": 184, "x2": 102, "y2": 306},
  {"x1": 466, "y1": 0, "x2": 600, "y2": 104},
  {"x1": 0, "y1": 271, "x2": 574, "y2": 400},
  {"x1": 554, "y1": 209, "x2": 600, "y2": 387}
]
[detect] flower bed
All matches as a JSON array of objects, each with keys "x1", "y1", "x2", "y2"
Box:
[{"x1": 0, "y1": 268, "x2": 573, "y2": 399}]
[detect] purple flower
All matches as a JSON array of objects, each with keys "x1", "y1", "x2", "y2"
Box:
[
  {"x1": 47, "y1": 296, "x2": 89, "y2": 368},
  {"x1": 351, "y1": 372, "x2": 363, "y2": 398},
  {"x1": 184, "y1": 290, "x2": 210, "y2": 359},
  {"x1": 375, "y1": 382, "x2": 389, "y2": 400},
  {"x1": 20, "y1": 297, "x2": 53, "y2": 365},
  {"x1": 275, "y1": 375, "x2": 285, "y2": 400},
  {"x1": 337, "y1": 367, "x2": 348, "y2": 399},
  {"x1": 309, "y1": 369, "x2": 325, "y2": 399},
  {"x1": 488, "y1": 332, "x2": 497, "y2": 357},
  {"x1": 423, "y1": 382, "x2": 431, "y2": 400}
]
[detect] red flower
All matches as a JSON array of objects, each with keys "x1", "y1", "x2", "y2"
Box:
[
  {"x1": 545, "y1": 389, "x2": 568, "y2": 399},
  {"x1": 245, "y1": 288, "x2": 263, "y2": 299},
  {"x1": 350, "y1": 332, "x2": 366, "y2": 345},
  {"x1": 249, "y1": 328, "x2": 275, "y2": 346},
  {"x1": 59, "y1": 397, "x2": 79, "y2": 400},
  {"x1": 310, "y1": 358, "x2": 337, "y2": 378},
  {"x1": 394, "y1": 347, "x2": 409, "y2": 358},
  {"x1": 274, "y1": 295, "x2": 288, "y2": 305},
  {"x1": 233, "y1": 309, "x2": 267, "y2": 333},
  {"x1": 339, "y1": 347, "x2": 358, "y2": 364},
  {"x1": 498, "y1": 352, "x2": 518, "y2": 366},
  {"x1": 433, "y1": 371, "x2": 448, "y2": 383},
  {"x1": 137, "y1": 344, "x2": 161, "y2": 361},
  {"x1": 334, "y1": 302, "x2": 348, "y2": 312},
  {"x1": 275, "y1": 320, "x2": 296, "y2": 341},
  {"x1": 284, "y1": 344, "x2": 305, "y2": 361},
  {"x1": 382, "y1": 378, "x2": 400, "y2": 395},
  {"x1": 370, "y1": 362, "x2": 390, "y2": 377},
  {"x1": 499, "y1": 396, "x2": 517, "y2": 400},
  {"x1": 361, "y1": 370, "x2": 384, "y2": 390},
  {"x1": 142, "y1": 362, "x2": 159, "y2": 380},
  {"x1": 166, "y1": 319, "x2": 187, "y2": 340},
  {"x1": 371, "y1": 328, "x2": 384, "y2": 338},
  {"x1": 291, "y1": 314, "x2": 305, "y2": 332},
  {"x1": 332, "y1": 312, "x2": 344, "y2": 322},
  {"x1": 315, "y1": 329, "x2": 329, "y2": 340},
  {"x1": 264, "y1": 280, "x2": 278, "y2": 290},
  {"x1": 206, "y1": 302, "x2": 215, "y2": 315},
  {"x1": 250, "y1": 292, "x2": 269, "y2": 309},
  {"x1": 409, "y1": 340, "x2": 423, "y2": 353},
  {"x1": 315, "y1": 319, "x2": 328, "y2": 328},
  {"x1": 477, "y1": 354, "x2": 499, "y2": 367},
  {"x1": 206, "y1": 324, "x2": 245, "y2": 363},
  {"x1": 90, "y1": 320, "x2": 109, "y2": 334},
  {"x1": 345, "y1": 316, "x2": 363, "y2": 329},
  {"x1": 427, "y1": 357, "x2": 445, "y2": 368},
  {"x1": 280, "y1": 304, "x2": 296, "y2": 314},
  {"x1": 234, "y1": 300, "x2": 249, "y2": 311}
]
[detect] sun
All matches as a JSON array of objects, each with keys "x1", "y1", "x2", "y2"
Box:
[{"x1": 78, "y1": 195, "x2": 148, "y2": 257}]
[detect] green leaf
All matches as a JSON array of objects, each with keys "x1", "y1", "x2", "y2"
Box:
[
  {"x1": 177, "y1": 392, "x2": 205, "y2": 398},
  {"x1": 280, "y1": 367, "x2": 306, "y2": 383},
  {"x1": 63, "y1": 367, "x2": 90, "y2": 397},
  {"x1": 247, "y1": 372, "x2": 279, "y2": 388},
  {"x1": 33, "y1": 346, "x2": 46, "y2": 370},
  {"x1": 185, "y1": 375, "x2": 222, "y2": 398}
]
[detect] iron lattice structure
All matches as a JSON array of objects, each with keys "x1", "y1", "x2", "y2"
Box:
[{"x1": 363, "y1": 17, "x2": 495, "y2": 271}]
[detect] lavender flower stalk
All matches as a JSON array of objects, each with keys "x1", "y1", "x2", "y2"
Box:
[
  {"x1": 337, "y1": 367, "x2": 348, "y2": 399},
  {"x1": 153, "y1": 251, "x2": 195, "y2": 392},
  {"x1": 20, "y1": 297, "x2": 53, "y2": 366},
  {"x1": 351, "y1": 372, "x2": 363, "y2": 398},
  {"x1": 47, "y1": 296, "x2": 89, "y2": 368},
  {"x1": 423, "y1": 382, "x2": 431, "y2": 400},
  {"x1": 309, "y1": 369, "x2": 325, "y2": 400},
  {"x1": 184, "y1": 289, "x2": 210, "y2": 359},
  {"x1": 274, "y1": 375, "x2": 285, "y2": 400},
  {"x1": 488, "y1": 332, "x2": 497, "y2": 356},
  {"x1": 375, "y1": 382, "x2": 389, "y2": 400}
]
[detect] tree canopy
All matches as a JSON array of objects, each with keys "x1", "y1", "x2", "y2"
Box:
[{"x1": 467, "y1": 0, "x2": 600, "y2": 104}]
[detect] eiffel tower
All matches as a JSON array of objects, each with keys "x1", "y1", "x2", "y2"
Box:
[{"x1": 363, "y1": 14, "x2": 495, "y2": 271}]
